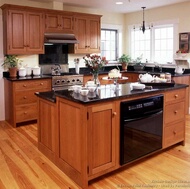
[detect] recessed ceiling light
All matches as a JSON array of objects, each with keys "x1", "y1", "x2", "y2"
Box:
[{"x1": 116, "y1": 2, "x2": 123, "y2": 5}]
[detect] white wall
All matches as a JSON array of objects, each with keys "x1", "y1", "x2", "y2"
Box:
[{"x1": 124, "y1": 1, "x2": 190, "y2": 53}]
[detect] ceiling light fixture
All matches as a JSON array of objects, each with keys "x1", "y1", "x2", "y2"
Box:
[
  {"x1": 116, "y1": 2, "x2": 123, "y2": 5},
  {"x1": 133, "y1": 7, "x2": 153, "y2": 33},
  {"x1": 141, "y1": 7, "x2": 146, "y2": 33}
]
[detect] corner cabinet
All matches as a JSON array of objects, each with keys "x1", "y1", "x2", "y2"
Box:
[
  {"x1": 1, "y1": 4, "x2": 44, "y2": 54},
  {"x1": 74, "y1": 14, "x2": 101, "y2": 54}
]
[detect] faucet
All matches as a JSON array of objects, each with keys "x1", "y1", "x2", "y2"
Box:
[{"x1": 51, "y1": 64, "x2": 61, "y2": 75}]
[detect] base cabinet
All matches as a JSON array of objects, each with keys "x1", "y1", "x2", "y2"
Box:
[
  {"x1": 163, "y1": 88, "x2": 186, "y2": 148},
  {"x1": 87, "y1": 103, "x2": 116, "y2": 178},
  {"x1": 37, "y1": 87, "x2": 187, "y2": 189},
  {"x1": 4, "y1": 78, "x2": 51, "y2": 127}
]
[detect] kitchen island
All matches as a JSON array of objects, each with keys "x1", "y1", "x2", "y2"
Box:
[{"x1": 36, "y1": 83, "x2": 188, "y2": 189}]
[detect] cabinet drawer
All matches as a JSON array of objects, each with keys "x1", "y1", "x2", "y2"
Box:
[
  {"x1": 16, "y1": 104, "x2": 37, "y2": 122},
  {"x1": 15, "y1": 79, "x2": 51, "y2": 91},
  {"x1": 163, "y1": 121, "x2": 185, "y2": 148},
  {"x1": 165, "y1": 89, "x2": 185, "y2": 103},
  {"x1": 15, "y1": 90, "x2": 37, "y2": 105},
  {"x1": 164, "y1": 102, "x2": 185, "y2": 124}
]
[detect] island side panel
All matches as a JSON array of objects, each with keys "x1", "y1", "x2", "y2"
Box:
[{"x1": 56, "y1": 97, "x2": 89, "y2": 189}]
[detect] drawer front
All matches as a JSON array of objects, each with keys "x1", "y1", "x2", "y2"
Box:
[
  {"x1": 164, "y1": 102, "x2": 185, "y2": 124},
  {"x1": 16, "y1": 104, "x2": 37, "y2": 122},
  {"x1": 163, "y1": 121, "x2": 185, "y2": 148},
  {"x1": 15, "y1": 79, "x2": 51, "y2": 91},
  {"x1": 165, "y1": 89, "x2": 185, "y2": 103},
  {"x1": 15, "y1": 90, "x2": 37, "y2": 105}
]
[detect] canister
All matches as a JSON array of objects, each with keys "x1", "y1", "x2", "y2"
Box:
[{"x1": 165, "y1": 73, "x2": 171, "y2": 82}]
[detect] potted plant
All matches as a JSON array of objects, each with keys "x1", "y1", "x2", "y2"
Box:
[
  {"x1": 1, "y1": 55, "x2": 21, "y2": 77},
  {"x1": 118, "y1": 54, "x2": 131, "y2": 70},
  {"x1": 133, "y1": 54, "x2": 144, "y2": 71}
]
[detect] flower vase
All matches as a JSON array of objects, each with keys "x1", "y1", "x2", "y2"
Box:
[{"x1": 92, "y1": 73, "x2": 100, "y2": 86}]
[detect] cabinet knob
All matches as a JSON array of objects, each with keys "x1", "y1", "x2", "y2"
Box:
[
  {"x1": 174, "y1": 110, "x2": 178, "y2": 114},
  {"x1": 23, "y1": 84, "x2": 27, "y2": 87},
  {"x1": 173, "y1": 131, "x2": 177, "y2": 135},
  {"x1": 174, "y1": 94, "x2": 178, "y2": 98},
  {"x1": 24, "y1": 112, "x2": 27, "y2": 114},
  {"x1": 23, "y1": 96, "x2": 27, "y2": 99},
  {"x1": 40, "y1": 83, "x2": 43, "y2": 85},
  {"x1": 113, "y1": 112, "x2": 117, "y2": 116}
]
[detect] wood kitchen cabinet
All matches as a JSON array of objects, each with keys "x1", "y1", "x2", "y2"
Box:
[
  {"x1": 4, "y1": 78, "x2": 51, "y2": 127},
  {"x1": 87, "y1": 103, "x2": 116, "y2": 178},
  {"x1": 45, "y1": 12, "x2": 74, "y2": 33},
  {"x1": 1, "y1": 4, "x2": 44, "y2": 54},
  {"x1": 38, "y1": 97, "x2": 57, "y2": 162},
  {"x1": 47, "y1": 98, "x2": 117, "y2": 188},
  {"x1": 163, "y1": 88, "x2": 186, "y2": 148},
  {"x1": 74, "y1": 14, "x2": 101, "y2": 54}
]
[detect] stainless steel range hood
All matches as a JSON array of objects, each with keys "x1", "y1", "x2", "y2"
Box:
[{"x1": 44, "y1": 33, "x2": 79, "y2": 44}]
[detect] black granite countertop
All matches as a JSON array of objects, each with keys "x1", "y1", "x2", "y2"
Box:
[
  {"x1": 3, "y1": 74, "x2": 52, "y2": 81},
  {"x1": 36, "y1": 83, "x2": 188, "y2": 104}
]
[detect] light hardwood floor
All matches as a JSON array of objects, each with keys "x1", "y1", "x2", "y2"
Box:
[{"x1": 0, "y1": 116, "x2": 190, "y2": 189}]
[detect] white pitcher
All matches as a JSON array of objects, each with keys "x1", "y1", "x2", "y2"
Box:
[{"x1": 175, "y1": 66, "x2": 184, "y2": 74}]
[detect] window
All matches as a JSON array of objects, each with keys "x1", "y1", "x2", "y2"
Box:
[
  {"x1": 130, "y1": 24, "x2": 175, "y2": 64},
  {"x1": 101, "y1": 29, "x2": 118, "y2": 61}
]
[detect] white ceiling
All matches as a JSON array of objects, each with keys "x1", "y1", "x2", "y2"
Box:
[{"x1": 31, "y1": 0, "x2": 189, "y2": 13}]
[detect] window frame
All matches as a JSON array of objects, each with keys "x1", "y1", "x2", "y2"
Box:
[
  {"x1": 129, "y1": 19, "x2": 179, "y2": 65},
  {"x1": 101, "y1": 24, "x2": 122, "y2": 64}
]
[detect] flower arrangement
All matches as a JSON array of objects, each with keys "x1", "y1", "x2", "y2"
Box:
[{"x1": 83, "y1": 54, "x2": 108, "y2": 74}]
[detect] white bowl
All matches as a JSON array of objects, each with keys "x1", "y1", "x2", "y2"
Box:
[
  {"x1": 80, "y1": 89, "x2": 89, "y2": 96},
  {"x1": 71, "y1": 85, "x2": 82, "y2": 93},
  {"x1": 131, "y1": 83, "x2": 145, "y2": 90},
  {"x1": 88, "y1": 86, "x2": 96, "y2": 92}
]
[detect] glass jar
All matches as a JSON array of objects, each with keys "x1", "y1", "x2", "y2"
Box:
[{"x1": 165, "y1": 73, "x2": 171, "y2": 83}]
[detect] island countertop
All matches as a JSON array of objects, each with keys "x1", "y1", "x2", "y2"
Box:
[{"x1": 36, "y1": 83, "x2": 188, "y2": 104}]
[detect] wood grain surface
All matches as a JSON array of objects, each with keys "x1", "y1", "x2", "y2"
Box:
[{"x1": 0, "y1": 116, "x2": 190, "y2": 189}]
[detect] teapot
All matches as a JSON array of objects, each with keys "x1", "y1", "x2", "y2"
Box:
[
  {"x1": 175, "y1": 66, "x2": 184, "y2": 74},
  {"x1": 139, "y1": 73, "x2": 153, "y2": 83}
]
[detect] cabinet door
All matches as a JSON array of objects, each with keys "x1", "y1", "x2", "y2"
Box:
[
  {"x1": 87, "y1": 103, "x2": 116, "y2": 176},
  {"x1": 74, "y1": 16, "x2": 100, "y2": 54},
  {"x1": 7, "y1": 10, "x2": 27, "y2": 54},
  {"x1": 6, "y1": 10, "x2": 44, "y2": 54},
  {"x1": 45, "y1": 13, "x2": 74, "y2": 33},
  {"x1": 26, "y1": 11, "x2": 44, "y2": 54},
  {"x1": 74, "y1": 17, "x2": 88, "y2": 53},
  {"x1": 88, "y1": 18, "x2": 101, "y2": 53}
]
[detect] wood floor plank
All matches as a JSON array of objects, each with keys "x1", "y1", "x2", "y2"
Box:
[{"x1": 0, "y1": 118, "x2": 190, "y2": 189}]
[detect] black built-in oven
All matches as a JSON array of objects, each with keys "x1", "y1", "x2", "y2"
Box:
[{"x1": 120, "y1": 95, "x2": 163, "y2": 165}]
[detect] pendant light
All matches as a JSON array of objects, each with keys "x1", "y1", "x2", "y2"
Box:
[{"x1": 141, "y1": 7, "x2": 146, "y2": 33}]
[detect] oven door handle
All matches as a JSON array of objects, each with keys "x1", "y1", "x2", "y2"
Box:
[{"x1": 123, "y1": 110, "x2": 163, "y2": 122}]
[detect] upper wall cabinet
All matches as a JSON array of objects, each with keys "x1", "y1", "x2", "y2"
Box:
[
  {"x1": 73, "y1": 14, "x2": 101, "y2": 54},
  {"x1": 45, "y1": 12, "x2": 74, "y2": 33},
  {"x1": 1, "y1": 4, "x2": 45, "y2": 55}
]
